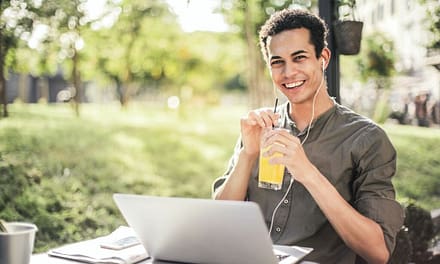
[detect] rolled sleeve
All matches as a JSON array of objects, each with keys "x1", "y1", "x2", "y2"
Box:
[
  {"x1": 355, "y1": 197, "x2": 404, "y2": 253},
  {"x1": 352, "y1": 125, "x2": 405, "y2": 253}
]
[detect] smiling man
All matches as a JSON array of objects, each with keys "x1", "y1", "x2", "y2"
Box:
[{"x1": 212, "y1": 9, "x2": 404, "y2": 264}]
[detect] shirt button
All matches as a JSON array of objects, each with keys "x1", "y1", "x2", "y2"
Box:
[
  {"x1": 276, "y1": 227, "x2": 281, "y2": 232},
  {"x1": 283, "y1": 199, "x2": 289, "y2": 204}
]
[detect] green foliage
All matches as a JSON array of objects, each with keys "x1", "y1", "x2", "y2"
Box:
[
  {"x1": 8, "y1": 0, "x2": 248, "y2": 108},
  {"x1": 350, "y1": 32, "x2": 396, "y2": 122},
  {"x1": 357, "y1": 32, "x2": 396, "y2": 86},
  {"x1": 433, "y1": 7, "x2": 440, "y2": 49},
  {"x1": 87, "y1": 0, "x2": 179, "y2": 83},
  {"x1": 420, "y1": 0, "x2": 440, "y2": 50},
  {"x1": 220, "y1": 0, "x2": 315, "y2": 45},
  {"x1": 74, "y1": 0, "x2": 246, "y2": 104},
  {"x1": 0, "y1": 0, "x2": 35, "y2": 63},
  {"x1": 0, "y1": 0, "x2": 41, "y2": 116}
]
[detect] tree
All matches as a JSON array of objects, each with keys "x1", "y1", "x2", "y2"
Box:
[
  {"x1": 11, "y1": 0, "x2": 246, "y2": 109},
  {"x1": 0, "y1": 0, "x2": 36, "y2": 117},
  {"x1": 220, "y1": 0, "x2": 317, "y2": 108},
  {"x1": 86, "y1": 0, "x2": 181, "y2": 107},
  {"x1": 420, "y1": 0, "x2": 440, "y2": 50},
  {"x1": 39, "y1": 0, "x2": 103, "y2": 116},
  {"x1": 14, "y1": 0, "x2": 118, "y2": 115},
  {"x1": 86, "y1": 0, "x2": 244, "y2": 108},
  {"x1": 356, "y1": 32, "x2": 396, "y2": 122}
]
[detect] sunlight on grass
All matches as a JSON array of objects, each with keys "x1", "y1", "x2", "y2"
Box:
[
  {"x1": 112, "y1": 132, "x2": 145, "y2": 150},
  {"x1": 384, "y1": 123, "x2": 440, "y2": 139}
]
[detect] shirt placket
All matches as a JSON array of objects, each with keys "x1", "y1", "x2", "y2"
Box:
[{"x1": 271, "y1": 172, "x2": 294, "y2": 243}]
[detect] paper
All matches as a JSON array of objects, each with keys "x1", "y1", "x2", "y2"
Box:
[
  {"x1": 48, "y1": 226, "x2": 149, "y2": 264},
  {"x1": 273, "y1": 245, "x2": 314, "y2": 264}
]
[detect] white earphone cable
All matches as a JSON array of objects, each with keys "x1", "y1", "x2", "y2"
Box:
[
  {"x1": 268, "y1": 61, "x2": 325, "y2": 236},
  {"x1": 268, "y1": 176, "x2": 294, "y2": 234}
]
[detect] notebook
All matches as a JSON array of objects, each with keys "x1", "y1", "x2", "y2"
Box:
[{"x1": 113, "y1": 193, "x2": 312, "y2": 264}]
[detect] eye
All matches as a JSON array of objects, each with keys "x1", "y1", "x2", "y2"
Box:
[
  {"x1": 270, "y1": 60, "x2": 284, "y2": 67},
  {"x1": 293, "y1": 55, "x2": 307, "y2": 62}
]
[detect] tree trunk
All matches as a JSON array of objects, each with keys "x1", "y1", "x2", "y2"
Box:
[
  {"x1": 72, "y1": 48, "x2": 81, "y2": 116},
  {"x1": 121, "y1": 44, "x2": 135, "y2": 108},
  {"x1": 114, "y1": 77, "x2": 124, "y2": 106},
  {"x1": 0, "y1": 28, "x2": 8, "y2": 118},
  {"x1": 120, "y1": 83, "x2": 129, "y2": 107},
  {"x1": 244, "y1": 1, "x2": 273, "y2": 109},
  {"x1": 0, "y1": 63, "x2": 7, "y2": 118}
]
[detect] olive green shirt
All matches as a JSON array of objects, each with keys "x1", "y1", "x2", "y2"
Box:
[{"x1": 212, "y1": 102, "x2": 404, "y2": 264}]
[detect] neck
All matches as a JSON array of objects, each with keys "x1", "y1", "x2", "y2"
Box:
[{"x1": 290, "y1": 88, "x2": 334, "y2": 131}]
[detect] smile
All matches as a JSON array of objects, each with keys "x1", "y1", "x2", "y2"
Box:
[{"x1": 284, "y1": 80, "x2": 305, "y2": 89}]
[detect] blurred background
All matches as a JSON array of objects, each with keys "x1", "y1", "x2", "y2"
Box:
[{"x1": 0, "y1": 0, "x2": 439, "y2": 262}]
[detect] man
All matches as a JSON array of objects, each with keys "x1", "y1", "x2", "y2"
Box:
[{"x1": 212, "y1": 9, "x2": 404, "y2": 264}]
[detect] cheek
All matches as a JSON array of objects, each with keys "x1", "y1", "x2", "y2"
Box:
[{"x1": 270, "y1": 68, "x2": 282, "y2": 81}]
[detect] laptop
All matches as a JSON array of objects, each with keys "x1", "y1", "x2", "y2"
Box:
[{"x1": 113, "y1": 193, "x2": 313, "y2": 264}]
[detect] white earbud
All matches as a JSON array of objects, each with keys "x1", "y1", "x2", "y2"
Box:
[{"x1": 322, "y1": 60, "x2": 325, "y2": 71}]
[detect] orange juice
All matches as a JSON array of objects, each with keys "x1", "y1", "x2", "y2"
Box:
[{"x1": 258, "y1": 146, "x2": 285, "y2": 190}]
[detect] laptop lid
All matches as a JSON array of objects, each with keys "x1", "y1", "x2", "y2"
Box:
[{"x1": 113, "y1": 194, "x2": 312, "y2": 264}]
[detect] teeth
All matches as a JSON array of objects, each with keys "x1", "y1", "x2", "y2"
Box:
[{"x1": 285, "y1": 81, "x2": 304, "y2": 88}]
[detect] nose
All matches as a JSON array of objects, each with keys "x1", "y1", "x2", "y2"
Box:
[{"x1": 283, "y1": 61, "x2": 298, "y2": 78}]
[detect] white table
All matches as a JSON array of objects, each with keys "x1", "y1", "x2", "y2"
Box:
[{"x1": 32, "y1": 253, "x2": 319, "y2": 264}]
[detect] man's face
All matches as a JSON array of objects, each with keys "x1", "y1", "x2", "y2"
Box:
[{"x1": 267, "y1": 28, "x2": 325, "y2": 105}]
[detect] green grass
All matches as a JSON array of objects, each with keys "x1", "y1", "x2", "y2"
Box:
[
  {"x1": 0, "y1": 102, "x2": 243, "y2": 252},
  {"x1": 384, "y1": 124, "x2": 440, "y2": 209},
  {"x1": 0, "y1": 103, "x2": 438, "y2": 252}
]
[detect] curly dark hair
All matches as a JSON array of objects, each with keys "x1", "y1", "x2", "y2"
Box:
[{"x1": 259, "y1": 9, "x2": 328, "y2": 62}]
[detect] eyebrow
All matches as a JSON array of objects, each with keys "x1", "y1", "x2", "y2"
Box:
[{"x1": 269, "y1": 50, "x2": 308, "y2": 61}]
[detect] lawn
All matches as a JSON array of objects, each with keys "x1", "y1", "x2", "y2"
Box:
[
  {"x1": 0, "y1": 102, "x2": 438, "y2": 252},
  {"x1": 385, "y1": 123, "x2": 440, "y2": 209}
]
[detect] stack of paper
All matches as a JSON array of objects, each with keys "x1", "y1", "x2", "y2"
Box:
[{"x1": 48, "y1": 226, "x2": 149, "y2": 264}]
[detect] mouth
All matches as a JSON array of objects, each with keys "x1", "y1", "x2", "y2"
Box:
[{"x1": 283, "y1": 80, "x2": 305, "y2": 90}]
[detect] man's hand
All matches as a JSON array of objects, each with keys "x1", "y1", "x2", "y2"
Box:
[
  {"x1": 261, "y1": 128, "x2": 315, "y2": 184},
  {"x1": 240, "y1": 108, "x2": 280, "y2": 157}
]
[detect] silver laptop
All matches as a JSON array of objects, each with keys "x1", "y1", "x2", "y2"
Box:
[{"x1": 113, "y1": 194, "x2": 313, "y2": 264}]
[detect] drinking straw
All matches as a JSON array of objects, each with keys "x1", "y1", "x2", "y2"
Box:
[{"x1": 272, "y1": 98, "x2": 278, "y2": 128}]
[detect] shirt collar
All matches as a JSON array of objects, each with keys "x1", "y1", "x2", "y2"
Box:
[{"x1": 280, "y1": 97, "x2": 337, "y2": 136}]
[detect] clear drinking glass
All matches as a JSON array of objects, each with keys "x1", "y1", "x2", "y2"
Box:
[{"x1": 258, "y1": 128, "x2": 285, "y2": 191}]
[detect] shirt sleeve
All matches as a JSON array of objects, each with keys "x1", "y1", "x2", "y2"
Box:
[
  {"x1": 351, "y1": 125, "x2": 405, "y2": 254},
  {"x1": 211, "y1": 136, "x2": 243, "y2": 197}
]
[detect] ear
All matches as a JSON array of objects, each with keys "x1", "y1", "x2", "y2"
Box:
[{"x1": 320, "y1": 47, "x2": 331, "y2": 70}]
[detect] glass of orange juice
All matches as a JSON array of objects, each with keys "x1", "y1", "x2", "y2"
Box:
[{"x1": 258, "y1": 128, "x2": 285, "y2": 190}]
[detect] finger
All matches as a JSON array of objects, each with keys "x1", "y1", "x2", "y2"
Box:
[
  {"x1": 240, "y1": 116, "x2": 257, "y2": 126},
  {"x1": 273, "y1": 113, "x2": 281, "y2": 127},
  {"x1": 264, "y1": 110, "x2": 281, "y2": 127},
  {"x1": 269, "y1": 155, "x2": 285, "y2": 165},
  {"x1": 247, "y1": 111, "x2": 268, "y2": 128},
  {"x1": 259, "y1": 109, "x2": 275, "y2": 128},
  {"x1": 265, "y1": 136, "x2": 302, "y2": 158},
  {"x1": 260, "y1": 127, "x2": 273, "y2": 147},
  {"x1": 265, "y1": 129, "x2": 297, "y2": 147}
]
